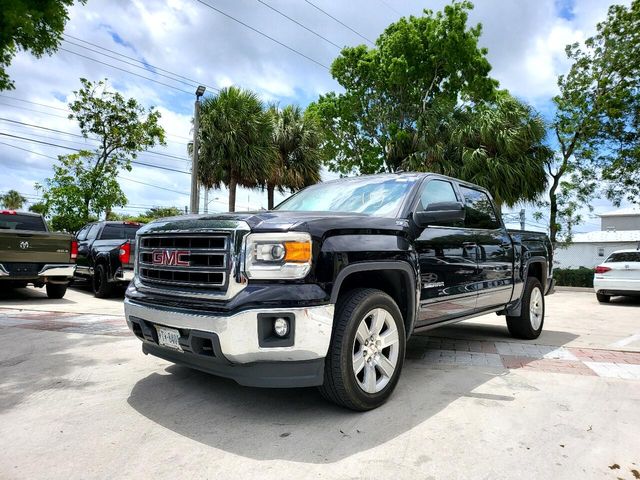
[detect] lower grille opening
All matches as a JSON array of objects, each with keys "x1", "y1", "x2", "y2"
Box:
[{"x1": 140, "y1": 268, "x2": 224, "y2": 286}]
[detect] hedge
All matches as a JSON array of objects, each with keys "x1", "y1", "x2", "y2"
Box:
[{"x1": 553, "y1": 267, "x2": 594, "y2": 288}]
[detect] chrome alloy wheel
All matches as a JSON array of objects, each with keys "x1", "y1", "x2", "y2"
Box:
[
  {"x1": 352, "y1": 308, "x2": 400, "y2": 394},
  {"x1": 529, "y1": 286, "x2": 543, "y2": 330}
]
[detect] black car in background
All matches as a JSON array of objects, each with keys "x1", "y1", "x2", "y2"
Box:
[{"x1": 74, "y1": 221, "x2": 142, "y2": 297}]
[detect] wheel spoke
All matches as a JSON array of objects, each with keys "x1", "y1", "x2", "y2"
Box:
[
  {"x1": 376, "y1": 354, "x2": 395, "y2": 378},
  {"x1": 352, "y1": 351, "x2": 365, "y2": 375},
  {"x1": 379, "y1": 327, "x2": 399, "y2": 349},
  {"x1": 363, "y1": 363, "x2": 377, "y2": 393},
  {"x1": 356, "y1": 321, "x2": 370, "y2": 343},
  {"x1": 370, "y1": 309, "x2": 386, "y2": 335}
]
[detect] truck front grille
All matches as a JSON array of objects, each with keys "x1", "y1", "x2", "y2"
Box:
[{"x1": 137, "y1": 234, "x2": 230, "y2": 290}]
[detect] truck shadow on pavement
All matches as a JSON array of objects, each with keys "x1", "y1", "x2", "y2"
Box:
[{"x1": 126, "y1": 325, "x2": 578, "y2": 464}]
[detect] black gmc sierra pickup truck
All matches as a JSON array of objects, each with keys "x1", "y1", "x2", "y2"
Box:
[{"x1": 124, "y1": 173, "x2": 554, "y2": 410}]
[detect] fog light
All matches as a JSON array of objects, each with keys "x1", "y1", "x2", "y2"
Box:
[{"x1": 273, "y1": 317, "x2": 289, "y2": 337}]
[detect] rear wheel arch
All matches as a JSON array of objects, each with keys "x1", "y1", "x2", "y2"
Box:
[{"x1": 330, "y1": 262, "x2": 417, "y2": 337}]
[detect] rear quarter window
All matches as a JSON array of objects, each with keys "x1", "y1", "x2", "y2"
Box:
[
  {"x1": 606, "y1": 252, "x2": 640, "y2": 262},
  {"x1": 0, "y1": 214, "x2": 47, "y2": 231},
  {"x1": 100, "y1": 224, "x2": 140, "y2": 240}
]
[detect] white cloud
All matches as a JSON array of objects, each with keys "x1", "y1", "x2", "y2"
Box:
[{"x1": 0, "y1": 0, "x2": 629, "y2": 221}]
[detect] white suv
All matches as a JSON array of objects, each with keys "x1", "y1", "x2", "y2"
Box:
[{"x1": 593, "y1": 249, "x2": 640, "y2": 303}]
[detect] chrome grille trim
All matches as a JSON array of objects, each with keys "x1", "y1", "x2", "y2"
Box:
[{"x1": 133, "y1": 222, "x2": 250, "y2": 300}]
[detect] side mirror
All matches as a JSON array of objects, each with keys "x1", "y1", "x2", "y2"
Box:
[{"x1": 413, "y1": 201, "x2": 465, "y2": 227}]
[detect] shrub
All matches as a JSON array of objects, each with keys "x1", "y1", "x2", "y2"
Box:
[{"x1": 553, "y1": 267, "x2": 594, "y2": 288}]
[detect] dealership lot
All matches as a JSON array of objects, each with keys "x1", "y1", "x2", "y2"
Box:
[{"x1": 1, "y1": 288, "x2": 639, "y2": 479}]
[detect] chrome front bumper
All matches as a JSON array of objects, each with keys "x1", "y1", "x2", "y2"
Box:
[
  {"x1": 124, "y1": 298, "x2": 334, "y2": 364},
  {"x1": 116, "y1": 268, "x2": 134, "y2": 282}
]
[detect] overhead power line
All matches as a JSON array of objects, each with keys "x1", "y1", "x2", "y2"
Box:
[
  {"x1": 0, "y1": 132, "x2": 190, "y2": 175},
  {"x1": 63, "y1": 34, "x2": 219, "y2": 92},
  {"x1": 255, "y1": 0, "x2": 341, "y2": 49},
  {"x1": 194, "y1": 0, "x2": 329, "y2": 70},
  {"x1": 0, "y1": 140, "x2": 58, "y2": 160},
  {"x1": 0, "y1": 96, "x2": 192, "y2": 142},
  {"x1": 303, "y1": 0, "x2": 375, "y2": 45},
  {"x1": 59, "y1": 47, "x2": 193, "y2": 95},
  {"x1": 0, "y1": 118, "x2": 191, "y2": 163}
]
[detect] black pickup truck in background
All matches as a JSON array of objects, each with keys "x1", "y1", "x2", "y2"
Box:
[
  {"x1": 124, "y1": 173, "x2": 554, "y2": 410},
  {"x1": 74, "y1": 221, "x2": 141, "y2": 297}
]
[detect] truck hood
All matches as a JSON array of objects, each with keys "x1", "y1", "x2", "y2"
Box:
[{"x1": 138, "y1": 211, "x2": 406, "y2": 236}]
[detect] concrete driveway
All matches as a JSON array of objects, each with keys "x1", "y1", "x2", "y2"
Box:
[{"x1": 0, "y1": 287, "x2": 638, "y2": 479}]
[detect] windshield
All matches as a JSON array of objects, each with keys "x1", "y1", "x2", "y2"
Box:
[{"x1": 275, "y1": 177, "x2": 417, "y2": 217}]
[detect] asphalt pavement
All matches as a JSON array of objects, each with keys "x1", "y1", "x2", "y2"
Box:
[{"x1": 0, "y1": 286, "x2": 638, "y2": 479}]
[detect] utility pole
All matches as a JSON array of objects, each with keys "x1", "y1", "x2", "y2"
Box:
[
  {"x1": 203, "y1": 188, "x2": 208, "y2": 214},
  {"x1": 190, "y1": 85, "x2": 206, "y2": 214},
  {"x1": 520, "y1": 209, "x2": 526, "y2": 231}
]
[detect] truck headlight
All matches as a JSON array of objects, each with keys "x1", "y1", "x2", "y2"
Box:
[{"x1": 244, "y1": 232, "x2": 312, "y2": 280}]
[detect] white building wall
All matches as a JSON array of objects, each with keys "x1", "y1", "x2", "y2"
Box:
[{"x1": 554, "y1": 242, "x2": 638, "y2": 269}]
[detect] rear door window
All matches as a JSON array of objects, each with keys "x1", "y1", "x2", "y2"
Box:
[
  {"x1": 459, "y1": 186, "x2": 500, "y2": 229},
  {"x1": 606, "y1": 252, "x2": 640, "y2": 262},
  {"x1": 0, "y1": 213, "x2": 47, "y2": 231}
]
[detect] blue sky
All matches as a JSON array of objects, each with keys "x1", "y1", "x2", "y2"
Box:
[{"x1": 0, "y1": 0, "x2": 631, "y2": 231}]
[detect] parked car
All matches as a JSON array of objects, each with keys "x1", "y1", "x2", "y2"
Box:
[
  {"x1": 74, "y1": 220, "x2": 141, "y2": 297},
  {"x1": 593, "y1": 248, "x2": 640, "y2": 302},
  {"x1": 0, "y1": 210, "x2": 76, "y2": 298},
  {"x1": 124, "y1": 173, "x2": 554, "y2": 410}
]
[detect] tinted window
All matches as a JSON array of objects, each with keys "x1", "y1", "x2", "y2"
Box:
[
  {"x1": 0, "y1": 213, "x2": 47, "y2": 231},
  {"x1": 86, "y1": 224, "x2": 101, "y2": 240},
  {"x1": 460, "y1": 186, "x2": 500, "y2": 229},
  {"x1": 276, "y1": 177, "x2": 417, "y2": 217},
  {"x1": 418, "y1": 180, "x2": 458, "y2": 210},
  {"x1": 606, "y1": 252, "x2": 640, "y2": 262},
  {"x1": 76, "y1": 226, "x2": 90, "y2": 241},
  {"x1": 100, "y1": 224, "x2": 140, "y2": 240}
]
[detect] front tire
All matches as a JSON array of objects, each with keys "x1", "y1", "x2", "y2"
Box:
[
  {"x1": 46, "y1": 283, "x2": 68, "y2": 299},
  {"x1": 507, "y1": 277, "x2": 544, "y2": 340},
  {"x1": 92, "y1": 264, "x2": 113, "y2": 298},
  {"x1": 596, "y1": 292, "x2": 610, "y2": 303},
  {"x1": 319, "y1": 288, "x2": 406, "y2": 411}
]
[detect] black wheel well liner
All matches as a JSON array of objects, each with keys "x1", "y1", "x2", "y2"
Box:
[{"x1": 329, "y1": 262, "x2": 417, "y2": 337}]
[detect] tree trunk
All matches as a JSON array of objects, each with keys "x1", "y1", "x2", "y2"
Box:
[
  {"x1": 228, "y1": 176, "x2": 237, "y2": 213},
  {"x1": 267, "y1": 184, "x2": 275, "y2": 210}
]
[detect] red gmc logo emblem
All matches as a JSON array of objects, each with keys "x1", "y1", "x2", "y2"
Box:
[{"x1": 152, "y1": 249, "x2": 190, "y2": 266}]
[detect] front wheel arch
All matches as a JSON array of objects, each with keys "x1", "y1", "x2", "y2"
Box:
[{"x1": 329, "y1": 262, "x2": 418, "y2": 338}]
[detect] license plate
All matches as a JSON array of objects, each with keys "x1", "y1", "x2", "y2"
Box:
[{"x1": 156, "y1": 326, "x2": 183, "y2": 351}]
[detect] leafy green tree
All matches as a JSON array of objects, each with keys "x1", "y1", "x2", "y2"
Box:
[
  {"x1": 0, "y1": 189, "x2": 27, "y2": 209},
  {"x1": 546, "y1": 0, "x2": 640, "y2": 243},
  {"x1": 28, "y1": 202, "x2": 48, "y2": 216},
  {"x1": 38, "y1": 152, "x2": 126, "y2": 232},
  {"x1": 266, "y1": 105, "x2": 323, "y2": 209},
  {"x1": 309, "y1": 1, "x2": 498, "y2": 175},
  {"x1": 405, "y1": 94, "x2": 551, "y2": 210},
  {"x1": 197, "y1": 86, "x2": 273, "y2": 212},
  {"x1": 37, "y1": 78, "x2": 165, "y2": 230},
  {"x1": 0, "y1": 0, "x2": 85, "y2": 90}
]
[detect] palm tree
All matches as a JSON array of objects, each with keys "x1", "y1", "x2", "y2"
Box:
[
  {"x1": 196, "y1": 87, "x2": 273, "y2": 212},
  {"x1": 0, "y1": 189, "x2": 27, "y2": 209},
  {"x1": 405, "y1": 94, "x2": 552, "y2": 209},
  {"x1": 267, "y1": 105, "x2": 323, "y2": 209}
]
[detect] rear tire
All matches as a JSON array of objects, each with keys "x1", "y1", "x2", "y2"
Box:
[
  {"x1": 318, "y1": 288, "x2": 406, "y2": 411},
  {"x1": 507, "y1": 278, "x2": 544, "y2": 340},
  {"x1": 596, "y1": 292, "x2": 611, "y2": 303},
  {"x1": 46, "y1": 283, "x2": 68, "y2": 299},
  {"x1": 92, "y1": 264, "x2": 113, "y2": 298}
]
